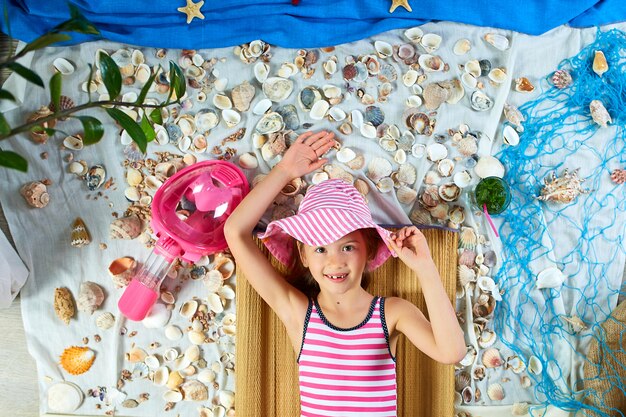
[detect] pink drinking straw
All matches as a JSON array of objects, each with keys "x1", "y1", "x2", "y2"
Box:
[{"x1": 483, "y1": 203, "x2": 500, "y2": 238}]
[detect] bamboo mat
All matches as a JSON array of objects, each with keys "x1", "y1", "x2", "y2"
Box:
[{"x1": 236, "y1": 228, "x2": 458, "y2": 417}]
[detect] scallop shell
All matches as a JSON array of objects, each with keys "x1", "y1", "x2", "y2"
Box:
[
  {"x1": 505, "y1": 355, "x2": 527, "y2": 374},
  {"x1": 455, "y1": 371, "x2": 471, "y2": 391},
  {"x1": 60, "y1": 346, "x2": 95, "y2": 375},
  {"x1": 552, "y1": 69, "x2": 572, "y2": 89},
  {"x1": 367, "y1": 157, "x2": 393, "y2": 182},
  {"x1": 47, "y1": 382, "x2": 83, "y2": 413},
  {"x1": 263, "y1": 77, "x2": 294, "y2": 102},
  {"x1": 54, "y1": 287, "x2": 75, "y2": 325},
  {"x1": 20, "y1": 181, "x2": 50, "y2": 208},
  {"x1": 397, "y1": 185, "x2": 418, "y2": 205},
  {"x1": 108, "y1": 256, "x2": 136, "y2": 288},
  {"x1": 459, "y1": 227, "x2": 478, "y2": 249},
  {"x1": 426, "y1": 143, "x2": 448, "y2": 162},
  {"x1": 457, "y1": 264, "x2": 476, "y2": 287},
  {"x1": 478, "y1": 328, "x2": 497, "y2": 348},
  {"x1": 231, "y1": 81, "x2": 256, "y2": 112},
  {"x1": 110, "y1": 215, "x2": 143, "y2": 240},
  {"x1": 511, "y1": 402, "x2": 530, "y2": 416},
  {"x1": 76, "y1": 281, "x2": 104, "y2": 315},
  {"x1": 397, "y1": 163, "x2": 417, "y2": 185},
  {"x1": 423, "y1": 83, "x2": 449, "y2": 110},
  {"x1": 181, "y1": 380, "x2": 208, "y2": 401},
  {"x1": 487, "y1": 383, "x2": 505, "y2": 401},
  {"x1": 482, "y1": 348, "x2": 503, "y2": 368},
  {"x1": 437, "y1": 159, "x2": 455, "y2": 177},
  {"x1": 96, "y1": 311, "x2": 115, "y2": 330}
]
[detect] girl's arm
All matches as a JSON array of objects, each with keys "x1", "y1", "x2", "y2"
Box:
[
  {"x1": 224, "y1": 130, "x2": 336, "y2": 329},
  {"x1": 386, "y1": 226, "x2": 466, "y2": 364}
]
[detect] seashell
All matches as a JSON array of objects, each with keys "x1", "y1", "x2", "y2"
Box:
[
  {"x1": 448, "y1": 206, "x2": 465, "y2": 227},
  {"x1": 166, "y1": 370, "x2": 184, "y2": 390},
  {"x1": 197, "y1": 369, "x2": 215, "y2": 384},
  {"x1": 396, "y1": 185, "x2": 417, "y2": 205},
  {"x1": 461, "y1": 386, "x2": 474, "y2": 404},
  {"x1": 528, "y1": 355, "x2": 543, "y2": 375},
  {"x1": 131, "y1": 49, "x2": 145, "y2": 66},
  {"x1": 483, "y1": 33, "x2": 510, "y2": 50},
  {"x1": 86, "y1": 165, "x2": 106, "y2": 191},
  {"x1": 367, "y1": 157, "x2": 393, "y2": 182},
  {"x1": 438, "y1": 183, "x2": 461, "y2": 202},
  {"x1": 511, "y1": 402, "x2": 530, "y2": 416},
  {"x1": 310, "y1": 99, "x2": 330, "y2": 120},
  {"x1": 350, "y1": 109, "x2": 365, "y2": 129},
  {"x1": 505, "y1": 355, "x2": 527, "y2": 374},
  {"x1": 276, "y1": 104, "x2": 300, "y2": 130},
  {"x1": 458, "y1": 249, "x2": 476, "y2": 267},
  {"x1": 404, "y1": 27, "x2": 423, "y2": 43},
  {"x1": 536, "y1": 266, "x2": 566, "y2": 289},
  {"x1": 164, "y1": 390, "x2": 183, "y2": 403},
  {"x1": 453, "y1": 39, "x2": 471, "y2": 55},
  {"x1": 127, "y1": 347, "x2": 147, "y2": 363},
  {"x1": 163, "y1": 348, "x2": 179, "y2": 362},
  {"x1": 231, "y1": 81, "x2": 256, "y2": 112},
  {"x1": 207, "y1": 292, "x2": 224, "y2": 314},
  {"x1": 254, "y1": 62, "x2": 270, "y2": 83},
  {"x1": 263, "y1": 77, "x2": 294, "y2": 102},
  {"x1": 52, "y1": 57, "x2": 75, "y2": 76},
  {"x1": 589, "y1": 99, "x2": 611, "y2": 128},
  {"x1": 426, "y1": 143, "x2": 447, "y2": 162},
  {"x1": 135, "y1": 64, "x2": 151, "y2": 84},
  {"x1": 488, "y1": 67, "x2": 507, "y2": 84},
  {"x1": 142, "y1": 303, "x2": 171, "y2": 328},
  {"x1": 60, "y1": 346, "x2": 95, "y2": 375},
  {"x1": 181, "y1": 380, "x2": 208, "y2": 401},
  {"x1": 328, "y1": 106, "x2": 346, "y2": 122},
  {"x1": 411, "y1": 143, "x2": 426, "y2": 159},
  {"x1": 322, "y1": 84, "x2": 342, "y2": 100},
  {"x1": 189, "y1": 330, "x2": 206, "y2": 345},
  {"x1": 610, "y1": 168, "x2": 626, "y2": 184},
  {"x1": 478, "y1": 328, "x2": 497, "y2": 349},
  {"x1": 360, "y1": 122, "x2": 377, "y2": 139},
  {"x1": 459, "y1": 227, "x2": 478, "y2": 249},
  {"x1": 76, "y1": 281, "x2": 104, "y2": 315},
  {"x1": 323, "y1": 59, "x2": 338, "y2": 75},
  {"x1": 461, "y1": 72, "x2": 477, "y2": 89},
  {"x1": 219, "y1": 390, "x2": 235, "y2": 409},
  {"x1": 453, "y1": 170, "x2": 472, "y2": 188},
  {"x1": 474, "y1": 155, "x2": 505, "y2": 179},
  {"x1": 515, "y1": 77, "x2": 535, "y2": 93},
  {"x1": 470, "y1": 91, "x2": 493, "y2": 112},
  {"x1": 482, "y1": 348, "x2": 503, "y2": 368},
  {"x1": 536, "y1": 168, "x2": 589, "y2": 203},
  {"x1": 376, "y1": 177, "x2": 394, "y2": 193},
  {"x1": 378, "y1": 64, "x2": 398, "y2": 83},
  {"x1": 502, "y1": 125, "x2": 520, "y2": 146},
  {"x1": 222, "y1": 109, "x2": 241, "y2": 128},
  {"x1": 110, "y1": 215, "x2": 143, "y2": 240},
  {"x1": 397, "y1": 163, "x2": 417, "y2": 185},
  {"x1": 441, "y1": 79, "x2": 465, "y2": 104},
  {"x1": 552, "y1": 69, "x2": 572, "y2": 89},
  {"x1": 20, "y1": 181, "x2": 50, "y2": 208},
  {"x1": 336, "y1": 147, "x2": 356, "y2": 163},
  {"x1": 62, "y1": 135, "x2": 83, "y2": 151},
  {"x1": 394, "y1": 149, "x2": 407, "y2": 164},
  {"x1": 437, "y1": 159, "x2": 454, "y2": 177},
  {"x1": 477, "y1": 276, "x2": 496, "y2": 293},
  {"x1": 165, "y1": 324, "x2": 183, "y2": 341},
  {"x1": 69, "y1": 217, "x2": 91, "y2": 248},
  {"x1": 455, "y1": 371, "x2": 471, "y2": 391},
  {"x1": 255, "y1": 112, "x2": 284, "y2": 134},
  {"x1": 324, "y1": 164, "x2": 354, "y2": 183},
  {"x1": 277, "y1": 62, "x2": 298, "y2": 78},
  {"x1": 27, "y1": 106, "x2": 57, "y2": 143},
  {"x1": 145, "y1": 355, "x2": 160, "y2": 370},
  {"x1": 47, "y1": 381, "x2": 83, "y2": 413},
  {"x1": 423, "y1": 83, "x2": 449, "y2": 110},
  {"x1": 298, "y1": 86, "x2": 322, "y2": 111},
  {"x1": 311, "y1": 171, "x2": 330, "y2": 185},
  {"x1": 108, "y1": 257, "x2": 136, "y2": 288},
  {"x1": 374, "y1": 40, "x2": 393, "y2": 58},
  {"x1": 420, "y1": 33, "x2": 442, "y2": 53},
  {"x1": 592, "y1": 50, "x2": 608, "y2": 77},
  {"x1": 346, "y1": 154, "x2": 365, "y2": 171},
  {"x1": 238, "y1": 152, "x2": 258, "y2": 170},
  {"x1": 96, "y1": 311, "x2": 115, "y2": 330},
  {"x1": 153, "y1": 366, "x2": 170, "y2": 386},
  {"x1": 353, "y1": 61, "x2": 369, "y2": 82},
  {"x1": 465, "y1": 59, "x2": 481, "y2": 78},
  {"x1": 180, "y1": 299, "x2": 199, "y2": 319},
  {"x1": 504, "y1": 103, "x2": 525, "y2": 132},
  {"x1": 213, "y1": 94, "x2": 232, "y2": 110},
  {"x1": 487, "y1": 383, "x2": 505, "y2": 401},
  {"x1": 184, "y1": 345, "x2": 201, "y2": 363},
  {"x1": 68, "y1": 160, "x2": 88, "y2": 176},
  {"x1": 405, "y1": 95, "x2": 422, "y2": 108},
  {"x1": 195, "y1": 109, "x2": 219, "y2": 133},
  {"x1": 418, "y1": 54, "x2": 443, "y2": 72},
  {"x1": 252, "y1": 98, "x2": 273, "y2": 116},
  {"x1": 203, "y1": 269, "x2": 223, "y2": 292},
  {"x1": 54, "y1": 287, "x2": 75, "y2": 325},
  {"x1": 365, "y1": 106, "x2": 385, "y2": 127}
]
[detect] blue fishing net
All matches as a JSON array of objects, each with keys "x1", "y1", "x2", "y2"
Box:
[{"x1": 493, "y1": 28, "x2": 626, "y2": 415}]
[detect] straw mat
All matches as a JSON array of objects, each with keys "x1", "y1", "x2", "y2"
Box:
[
  {"x1": 236, "y1": 228, "x2": 458, "y2": 417},
  {"x1": 583, "y1": 300, "x2": 626, "y2": 416}
]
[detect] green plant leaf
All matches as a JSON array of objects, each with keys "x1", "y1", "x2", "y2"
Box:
[
  {"x1": 76, "y1": 116, "x2": 104, "y2": 145},
  {"x1": 135, "y1": 71, "x2": 157, "y2": 106},
  {"x1": 169, "y1": 61, "x2": 186, "y2": 101},
  {"x1": 0, "y1": 89, "x2": 15, "y2": 101},
  {"x1": 5, "y1": 63, "x2": 44, "y2": 87},
  {"x1": 148, "y1": 107, "x2": 163, "y2": 125},
  {"x1": 106, "y1": 108, "x2": 147, "y2": 153},
  {"x1": 54, "y1": 5, "x2": 100, "y2": 36},
  {"x1": 140, "y1": 114, "x2": 156, "y2": 142},
  {"x1": 18, "y1": 33, "x2": 72, "y2": 56},
  {"x1": 49, "y1": 72, "x2": 62, "y2": 112},
  {"x1": 99, "y1": 54, "x2": 122, "y2": 100},
  {"x1": 0, "y1": 150, "x2": 27, "y2": 172},
  {"x1": 0, "y1": 113, "x2": 11, "y2": 136}
]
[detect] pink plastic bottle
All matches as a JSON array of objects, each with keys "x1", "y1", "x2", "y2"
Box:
[{"x1": 118, "y1": 250, "x2": 173, "y2": 321}]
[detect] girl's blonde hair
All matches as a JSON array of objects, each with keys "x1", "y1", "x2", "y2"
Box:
[{"x1": 287, "y1": 228, "x2": 382, "y2": 299}]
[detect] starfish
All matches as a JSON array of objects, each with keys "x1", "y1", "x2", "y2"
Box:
[
  {"x1": 389, "y1": 0, "x2": 412, "y2": 13},
  {"x1": 177, "y1": 0, "x2": 205, "y2": 24}
]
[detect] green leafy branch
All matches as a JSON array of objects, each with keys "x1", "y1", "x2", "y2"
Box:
[{"x1": 0, "y1": 4, "x2": 186, "y2": 172}]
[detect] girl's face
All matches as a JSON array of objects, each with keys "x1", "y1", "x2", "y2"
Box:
[{"x1": 299, "y1": 230, "x2": 369, "y2": 295}]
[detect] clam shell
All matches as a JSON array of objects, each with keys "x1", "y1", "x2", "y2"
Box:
[
  {"x1": 404, "y1": 27, "x2": 423, "y2": 43},
  {"x1": 219, "y1": 391, "x2": 235, "y2": 409},
  {"x1": 420, "y1": 33, "x2": 442, "y2": 52},
  {"x1": 63, "y1": 135, "x2": 83, "y2": 151},
  {"x1": 164, "y1": 348, "x2": 179, "y2": 362},
  {"x1": 252, "y1": 98, "x2": 273, "y2": 116},
  {"x1": 238, "y1": 152, "x2": 258, "y2": 170},
  {"x1": 181, "y1": 380, "x2": 208, "y2": 401},
  {"x1": 503, "y1": 125, "x2": 520, "y2": 146},
  {"x1": 350, "y1": 109, "x2": 364, "y2": 129},
  {"x1": 470, "y1": 91, "x2": 493, "y2": 112},
  {"x1": 189, "y1": 330, "x2": 206, "y2": 345},
  {"x1": 195, "y1": 109, "x2": 219, "y2": 132},
  {"x1": 426, "y1": 143, "x2": 448, "y2": 162},
  {"x1": 310, "y1": 100, "x2": 330, "y2": 120},
  {"x1": 197, "y1": 369, "x2": 216, "y2": 384},
  {"x1": 47, "y1": 382, "x2": 83, "y2": 413},
  {"x1": 180, "y1": 299, "x2": 199, "y2": 319},
  {"x1": 403, "y1": 69, "x2": 418, "y2": 87},
  {"x1": 145, "y1": 355, "x2": 160, "y2": 370},
  {"x1": 153, "y1": 366, "x2": 169, "y2": 386},
  {"x1": 328, "y1": 106, "x2": 346, "y2": 122},
  {"x1": 222, "y1": 109, "x2": 241, "y2": 128},
  {"x1": 418, "y1": 54, "x2": 443, "y2": 72},
  {"x1": 165, "y1": 325, "x2": 183, "y2": 341},
  {"x1": 207, "y1": 292, "x2": 224, "y2": 314},
  {"x1": 263, "y1": 77, "x2": 294, "y2": 102},
  {"x1": 394, "y1": 149, "x2": 407, "y2": 164},
  {"x1": 311, "y1": 171, "x2": 330, "y2": 184},
  {"x1": 213, "y1": 94, "x2": 232, "y2": 110},
  {"x1": 68, "y1": 160, "x2": 88, "y2": 176},
  {"x1": 488, "y1": 67, "x2": 507, "y2": 84},
  {"x1": 141, "y1": 303, "x2": 171, "y2": 328},
  {"x1": 474, "y1": 156, "x2": 505, "y2": 179},
  {"x1": 536, "y1": 267, "x2": 566, "y2": 289},
  {"x1": 163, "y1": 390, "x2": 183, "y2": 403},
  {"x1": 255, "y1": 112, "x2": 284, "y2": 134},
  {"x1": 322, "y1": 84, "x2": 342, "y2": 99},
  {"x1": 299, "y1": 86, "x2": 322, "y2": 111},
  {"x1": 336, "y1": 147, "x2": 356, "y2": 163},
  {"x1": 453, "y1": 170, "x2": 472, "y2": 188},
  {"x1": 184, "y1": 345, "x2": 201, "y2": 362},
  {"x1": 374, "y1": 41, "x2": 393, "y2": 58},
  {"x1": 254, "y1": 62, "x2": 270, "y2": 83},
  {"x1": 77, "y1": 281, "x2": 104, "y2": 315},
  {"x1": 453, "y1": 39, "x2": 471, "y2": 55},
  {"x1": 276, "y1": 104, "x2": 300, "y2": 130},
  {"x1": 360, "y1": 122, "x2": 377, "y2": 139},
  {"x1": 461, "y1": 73, "x2": 478, "y2": 89},
  {"x1": 483, "y1": 33, "x2": 510, "y2": 50},
  {"x1": 53, "y1": 57, "x2": 75, "y2": 75}
]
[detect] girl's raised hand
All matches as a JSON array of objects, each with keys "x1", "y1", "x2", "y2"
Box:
[
  {"x1": 276, "y1": 131, "x2": 336, "y2": 179},
  {"x1": 387, "y1": 226, "x2": 433, "y2": 270}
]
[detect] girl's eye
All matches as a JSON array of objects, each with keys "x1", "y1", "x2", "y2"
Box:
[
  {"x1": 314, "y1": 247, "x2": 326, "y2": 254},
  {"x1": 343, "y1": 245, "x2": 354, "y2": 252}
]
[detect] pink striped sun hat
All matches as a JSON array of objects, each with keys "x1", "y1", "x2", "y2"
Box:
[{"x1": 259, "y1": 178, "x2": 396, "y2": 270}]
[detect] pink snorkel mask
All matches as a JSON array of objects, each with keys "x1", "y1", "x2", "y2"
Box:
[{"x1": 118, "y1": 160, "x2": 249, "y2": 321}]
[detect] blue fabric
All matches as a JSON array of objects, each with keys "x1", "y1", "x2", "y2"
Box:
[{"x1": 3, "y1": 0, "x2": 626, "y2": 48}]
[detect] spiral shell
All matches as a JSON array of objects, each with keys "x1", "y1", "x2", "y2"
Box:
[{"x1": 20, "y1": 181, "x2": 50, "y2": 208}]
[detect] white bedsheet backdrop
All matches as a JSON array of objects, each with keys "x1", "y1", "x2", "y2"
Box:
[{"x1": 0, "y1": 20, "x2": 624, "y2": 416}]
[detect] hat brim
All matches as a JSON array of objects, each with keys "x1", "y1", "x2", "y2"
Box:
[{"x1": 259, "y1": 208, "x2": 396, "y2": 270}]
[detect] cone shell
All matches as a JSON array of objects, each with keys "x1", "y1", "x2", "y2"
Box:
[
  {"x1": 60, "y1": 346, "x2": 95, "y2": 375},
  {"x1": 110, "y1": 215, "x2": 143, "y2": 240},
  {"x1": 54, "y1": 287, "x2": 75, "y2": 325},
  {"x1": 76, "y1": 281, "x2": 104, "y2": 314}
]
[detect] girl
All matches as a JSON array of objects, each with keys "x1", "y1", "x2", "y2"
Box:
[{"x1": 224, "y1": 130, "x2": 465, "y2": 417}]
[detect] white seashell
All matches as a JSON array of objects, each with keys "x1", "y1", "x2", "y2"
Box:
[
  {"x1": 360, "y1": 122, "x2": 377, "y2": 139},
  {"x1": 350, "y1": 109, "x2": 364, "y2": 129},
  {"x1": 453, "y1": 39, "x2": 471, "y2": 55},
  {"x1": 474, "y1": 156, "x2": 505, "y2": 179},
  {"x1": 461, "y1": 72, "x2": 478, "y2": 89},
  {"x1": 189, "y1": 330, "x2": 205, "y2": 345},
  {"x1": 184, "y1": 345, "x2": 201, "y2": 363},
  {"x1": 142, "y1": 303, "x2": 171, "y2": 328},
  {"x1": 503, "y1": 125, "x2": 520, "y2": 146},
  {"x1": 477, "y1": 276, "x2": 496, "y2": 292},
  {"x1": 426, "y1": 143, "x2": 448, "y2": 162},
  {"x1": 484, "y1": 33, "x2": 510, "y2": 50},
  {"x1": 437, "y1": 158, "x2": 455, "y2": 177},
  {"x1": 263, "y1": 77, "x2": 294, "y2": 102},
  {"x1": 207, "y1": 292, "x2": 224, "y2": 314},
  {"x1": 336, "y1": 147, "x2": 356, "y2": 163},
  {"x1": 213, "y1": 94, "x2": 232, "y2": 110},
  {"x1": 488, "y1": 67, "x2": 507, "y2": 84},
  {"x1": 63, "y1": 135, "x2": 83, "y2": 150},
  {"x1": 145, "y1": 355, "x2": 160, "y2": 370},
  {"x1": 165, "y1": 324, "x2": 183, "y2": 341},
  {"x1": 328, "y1": 106, "x2": 346, "y2": 122},
  {"x1": 394, "y1": 149, "x2": 407, "y2": 164},
  {"x1": 397, "y1": 163, "x2": 417, "y2": 185},
  {"x1": 322, "y1": 84, "x2": 342, "y2": 99},
  {"x1": 219, "y1": 391, "x2": 235, "y2": 409},
  {"x1": 180, "y1": 299, "x2": 198, "y2": 319},
  {"x1": 528, "y1": 355, "x2": 543, "y2": 375},
  {"x1": 420, "y1": 33, "x2": 442, "y2": 53},
  {"x1": 163, "y1": 390, "x2": 183, "y2": 403},
  {"x1": 68, "y1": 160, "x2": 88, "y2": 176},
  {"x1": 219, "y1": 285, "x2": 236, "y2": 300},
  {"x1": 367, "y1": 157, "x2": 393, "y2": 182},
  {"x1": 153, "y1": 366, "x2": 170, "y2": 386},
  {"x1": 478, "y1": 328, "x2": 497, "y2": 348},
  {"x1": 411, "y1": 143, "x2": 426, "y2": 158},
  {"x1": 121, "y1": 91, "x2": 137, "y2": 103},
  {"x1": 135, "y1": 64, "x2": 151, "y2": 84},
  {"x1": 221, "y1": 109, "x2": 241, "y2": 128},
  {"x1": 403, "y1": 70, "x2": 418, "y2": 87},
  {"x1": 376, "y1": 177, "x2": 395, "y2": 193},
  {"x1": 465, "y1": 60, "x2": 481, "y2": 78},
  {"x1": 374, "y1": 41, "x2": 393, "y2": 58},
  {"x1": 406, "y1": 95, "x2": 422, "y2": 107},
  {"x1": 238, "y1": 152, "x2": 258, "y2": 170},
  {"x1": 163, "y1": 348, "x2": 179, "y2": 363},
  {"x1": 77, "y1": 281, "x2": 104, "y2": 315},
  {"x1": 310, "y1": 100, "x2": 330, "y2": 120},
  {"x1": 323, "y1": 59, "x2": 337, "y2": 75},
  {"x1": 53, "y1": 58, "x2": 75, "y2": 75},
  {"x1": 277, "y1": 62, "x2": 298, "y2": 78},
  {"x1": 255, "y1": 112, "x2": 284, "y2": 134},
  {"x1": 155, "y1": 125, "x2": 169, "y2": 145},
  {"x1": 453, "y1": 170, "x2": 472, "y2": 188},
  {"x1": 511, "y1": 402, "x2": 530, "y2": 416},
  {"x1": 418, "y1": 54, "x2": 443, "y2": 72},
  {"x1": 404, "y1": 27, "x2": 424, "y2": 43},
  {"x1": 197, "y1": 369, "x2": 216, "y2": 384},
  {"x1": 397, "y1": 185, "x2": 418, "y2": 205},
  {"x1": 487, "y1": 383, "x2": 505, "y2": 401},
  {"x1": 47, "y1": 382, "x2": 84, "y2": 413},
  {"x1": 252, "y1": 98, "x2": 272, "y2": 115},
  {"x1": 178, "y1": 136, "x2": 191, "y2": 152},
  {"x1": 254, "y1": 62, "x2": 270, "y2": 83},
  {"x1": 96, "y1": 312, "x2": 116, "y2": 330},
  {"x1": 214, "y1": 78, "x2": 228, "y2": 92},
  {"x1": 536, "y1": 267, "x2": 566, "y2": 289}
]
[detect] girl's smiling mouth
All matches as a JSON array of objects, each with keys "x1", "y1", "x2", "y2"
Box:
[{"x1": 324, "y1": 273, "x2": 348, "y2": 281}]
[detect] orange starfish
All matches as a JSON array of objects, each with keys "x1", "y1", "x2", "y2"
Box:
[
  {"x1": 389, "y1": 0, "x2": 412, "y2": 13},
  {"x1": 177, "y1": 0, "x2": 205, "y2": 24}
]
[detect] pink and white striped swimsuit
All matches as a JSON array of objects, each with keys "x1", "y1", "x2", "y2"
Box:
[{"x1": 298, "y1": 296, "x2": 397, "y2": 417}]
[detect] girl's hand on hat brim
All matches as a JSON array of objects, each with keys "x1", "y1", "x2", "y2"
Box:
[
  {"x1": 387, "y1": 226, "x2": 433, "y2": 269},
  {"x1": 277, "y1": 131, "x2": 337, "y2": 178}
]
